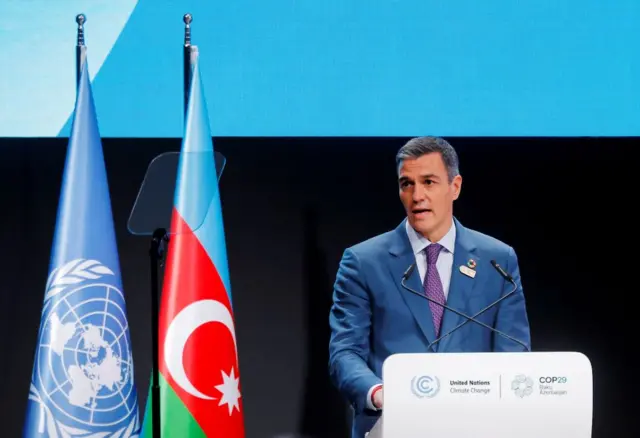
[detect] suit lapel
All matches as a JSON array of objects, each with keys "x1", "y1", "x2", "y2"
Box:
[
  {"x1": 388, "y1": 221, "x2": 438, "y2": 351},
  {"x1": 436, "y1": 219, "x2": 480, "y2": 352}
]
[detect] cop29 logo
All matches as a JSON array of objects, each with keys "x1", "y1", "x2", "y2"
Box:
[
  {"x1": 511, "y1": 375, "x2": 534, "y2": 398},
  {"x1": 539, "y1": 376, "x2": 568, "y2": 384}
]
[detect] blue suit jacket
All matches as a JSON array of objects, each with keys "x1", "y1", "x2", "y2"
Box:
[{"x1": 328, "y1": 218, "x2": 531, "y2": 438}]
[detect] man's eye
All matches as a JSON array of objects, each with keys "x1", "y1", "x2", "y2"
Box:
[{"x1": 425, "y1": 179, "x2": 434, "y2": 185}]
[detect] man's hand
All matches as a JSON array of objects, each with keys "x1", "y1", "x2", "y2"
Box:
[{"x1": 372, "y1": 386, "x2": 383, "y2": 409}]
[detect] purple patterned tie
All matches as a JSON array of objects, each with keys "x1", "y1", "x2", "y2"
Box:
[{"x1": 424, "y1": 243, "x2": 446, "y2": 337}]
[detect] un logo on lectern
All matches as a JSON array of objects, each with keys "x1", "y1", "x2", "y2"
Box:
[{"x1": 410, "y1": 375, "x2": 440, "y2": 398}]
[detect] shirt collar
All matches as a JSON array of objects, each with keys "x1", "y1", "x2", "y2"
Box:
[{"x1": 405, "y1": 219, "x2": 456, "y2": 255}]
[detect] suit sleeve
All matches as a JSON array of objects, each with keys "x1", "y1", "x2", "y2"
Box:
[
  {"x1": 328, "y1": 248, "x2": 382, "y2": 413},
  {"x1": 493, "y1": 246, "x2": 532, "y2": 352}
]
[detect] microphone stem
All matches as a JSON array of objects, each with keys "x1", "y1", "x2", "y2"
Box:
[
  {"x1": 401, "y1": 277, "x2": 528, "y2": 351},
  {"x1": 428, "y1": 281, "x2": 525, "y2": 349}
]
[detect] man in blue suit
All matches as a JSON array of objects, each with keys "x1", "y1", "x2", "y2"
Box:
[{"x1": 328, "y1": 136, "x2": 531, "y2": 438}]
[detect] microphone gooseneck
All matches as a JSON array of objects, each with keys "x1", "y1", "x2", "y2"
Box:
[{"x1": 401, "y1": 261, "x2": 530, "y2": 351}]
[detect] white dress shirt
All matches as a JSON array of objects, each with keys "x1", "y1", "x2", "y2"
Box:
[
  {"x1": 366, "y1": 220, "x2": 456, "y2": 410},
  {"x1": 405, "y1": 219, "x2": 456, "y2": 299}
]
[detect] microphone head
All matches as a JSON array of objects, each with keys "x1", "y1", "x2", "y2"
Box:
[
  {"x1": 490, "y1": 259, "x2": 514, "y2": 283},
  {"x1": 403, "y1": 263, "x2": 416, "y2": 280}
]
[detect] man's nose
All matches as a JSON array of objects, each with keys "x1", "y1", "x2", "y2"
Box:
[{"x1": 412, "y1": 183, "x2": 427, "y2": 202}]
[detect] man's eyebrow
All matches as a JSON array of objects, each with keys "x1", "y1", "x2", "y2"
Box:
[{"x1": 399, "y1": 173, "x2": 439, "y2": 182}]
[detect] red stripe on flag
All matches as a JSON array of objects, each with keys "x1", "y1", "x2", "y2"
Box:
[{"x1": 158, "y1": 208, "x2": 245, "y2": 437}]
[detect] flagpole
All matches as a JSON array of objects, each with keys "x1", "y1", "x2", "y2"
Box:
[
  {"x1": 145, "y1": 14, "x2": 199, "y2": 438},
  {"x1": 183, "y1": 13, "x2": 198, "y2": 116},
  {"x1": 75, "y1": 14, "x2": 86, "y2": 86}
]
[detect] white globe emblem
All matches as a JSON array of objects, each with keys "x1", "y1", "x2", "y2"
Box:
[
  {"x1": 29, "y1": 259, "x2": 139, "y2": 437},
  {"x1": 511, "y1": 374, "x2": 534, "y2": 398},
  {"x1": 411, "y1": 375, "x2": 440, "y2": 398}
]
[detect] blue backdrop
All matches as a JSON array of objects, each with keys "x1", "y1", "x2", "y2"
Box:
[{"x1": 0, "y1": 0, "x2": 637, "y2": 137}]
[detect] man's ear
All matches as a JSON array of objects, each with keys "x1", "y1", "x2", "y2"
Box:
[{"x1": 452, "y1": 175, "x2": 462, "y2": 200}]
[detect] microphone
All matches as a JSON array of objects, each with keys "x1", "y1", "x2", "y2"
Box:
[
  {"x1": 490, "y1": 259, "x2": 514, "y2": 283},
  {"x1": 400, "y1": 260, "x2": 530, "y2": 351}
]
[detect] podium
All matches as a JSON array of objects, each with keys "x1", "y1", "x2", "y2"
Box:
[{"x1": 367, "y1": 352, "x2": 592, "y2": 437}]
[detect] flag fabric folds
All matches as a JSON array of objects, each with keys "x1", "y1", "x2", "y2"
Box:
[
  {"x1": 23, "y1": 62, "x2": 141, "y2": 437},
  {"x1": 140, "y1": 61, "x2": 245, "y2": 437}
]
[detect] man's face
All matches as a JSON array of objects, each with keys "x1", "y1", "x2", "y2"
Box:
[{"x1": 398, "y1": 152, "x2": 462, "y2": 240}]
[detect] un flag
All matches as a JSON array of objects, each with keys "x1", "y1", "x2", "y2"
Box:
[{"x1": 23, "y1": 62, "x2": 140, "y2": 437}]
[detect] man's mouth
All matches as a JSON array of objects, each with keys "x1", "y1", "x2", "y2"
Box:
[{"x1": 412, "y1": 208, "x2": 431, "y2": 215}]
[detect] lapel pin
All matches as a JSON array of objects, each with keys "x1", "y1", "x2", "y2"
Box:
[
  {"x1": 467, "y1": 259, "x2": 477, "y2": 269},
  {"x1": 460, "y1": 265, "x2": 476, "y2": 278}
]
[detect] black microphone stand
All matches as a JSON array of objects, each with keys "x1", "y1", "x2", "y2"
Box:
[{"x1": 149, "y1": 228, "x2": 168, "y2": 438}]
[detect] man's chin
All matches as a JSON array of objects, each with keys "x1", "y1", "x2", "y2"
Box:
[{"x1": 408, "y1": 216, "x2": 434, "y2": 234}]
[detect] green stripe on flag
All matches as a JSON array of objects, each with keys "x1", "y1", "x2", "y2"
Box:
[{"x1": 140, "y1": 373, "x2": 207, "y2": 437}]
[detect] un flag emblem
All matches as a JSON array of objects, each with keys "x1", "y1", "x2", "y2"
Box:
[{"x1": 28, "y1": 259, "x2": 139, "y2": 437}]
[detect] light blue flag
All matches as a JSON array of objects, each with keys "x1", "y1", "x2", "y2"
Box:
[{"x1": 23, "y1": 61, "x2": 140, "y2": 437}]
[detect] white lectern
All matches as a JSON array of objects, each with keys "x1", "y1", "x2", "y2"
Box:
[{"x1": 366, "y1": 352, "x2": 592, "y2": 438}]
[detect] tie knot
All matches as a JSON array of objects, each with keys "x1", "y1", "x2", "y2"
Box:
[{"x1": 426, "y1": 243, "x2": 442, "y2": 265}]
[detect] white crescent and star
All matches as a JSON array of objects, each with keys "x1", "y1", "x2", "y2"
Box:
[{"x1": 163, "y1": 299, "x2": 238, "y2": 401}]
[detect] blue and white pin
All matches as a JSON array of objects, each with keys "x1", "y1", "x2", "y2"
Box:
[{"x1": 459, "y1": 258, "x2": 477, "y2": 278}]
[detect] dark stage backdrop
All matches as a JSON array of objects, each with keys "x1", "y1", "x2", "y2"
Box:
[{"x1": 0, "y1": 137, "x2": 636, "y2": 437}]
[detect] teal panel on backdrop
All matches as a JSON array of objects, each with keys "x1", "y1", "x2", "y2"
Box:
[{"x1": 0, "y1": 0, "x2": 637, "y2": 137}]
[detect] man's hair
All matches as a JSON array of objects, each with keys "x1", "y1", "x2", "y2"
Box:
[{"x1": 395, "y1": 136, "x2": 460, "y2": 183}]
